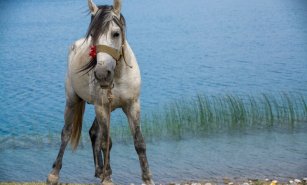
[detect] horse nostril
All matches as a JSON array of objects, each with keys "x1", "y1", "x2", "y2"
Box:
[
  {"x1": 94, "y1": 70, "x2": 103, "y2": 80},
  {"x1": 105, "y1": 70, "x2": 112, "y2": 81}
]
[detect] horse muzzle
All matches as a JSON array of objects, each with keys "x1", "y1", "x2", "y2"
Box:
[{"x1": 94, "y1": 65, "x2": 114, "y2": 88}]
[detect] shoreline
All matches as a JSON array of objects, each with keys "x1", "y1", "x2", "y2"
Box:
[{"x1": 1, "y1": 178, "x2": 307, "y2": 185}]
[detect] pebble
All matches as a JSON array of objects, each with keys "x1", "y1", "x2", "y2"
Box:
[
  {"x1": 270, "y1": 180, "x2": 277, "y2": 185},
  {"x1": 228, "y1": 182, "x2": 234, "y2": 185},
  {"x1": 294, "y1": 179, "x2": 301, "y2": 183},
  {"x1": 191, "y1": 183, "x2": 201, "y2": 185},
  {"x1": 204, "y1": 183, "x2": 212, "y2": 185},
  {"x1": 289, "y1": 180, "x2": 294, "y2": 184},
  {"x1": 265, "y1": 179, "x2": 270, "y2": 182},
  {"x1": 242, "y1": 183, "x2": 249, "y2": 185}
]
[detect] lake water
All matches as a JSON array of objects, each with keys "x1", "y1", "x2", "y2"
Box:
[{"x1": 0, "y1": 0, "x2": 307, "y2": 183}]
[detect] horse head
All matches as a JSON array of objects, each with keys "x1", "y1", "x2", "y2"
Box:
[{"x1": 86, "y1": 0, "x2": 125, "y2": 88}]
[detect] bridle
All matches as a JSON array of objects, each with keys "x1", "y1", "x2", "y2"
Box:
[
  {"x1": 90, "y1": 13, "x2": 132, "y2": 68},
  {"x1": 96, "y1": 44, "x2": 123, "y2": 62}
]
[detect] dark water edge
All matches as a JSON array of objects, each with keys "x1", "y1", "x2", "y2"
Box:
[{"x1": 0, "y1": 124, "x2": 306, "y2": 150}]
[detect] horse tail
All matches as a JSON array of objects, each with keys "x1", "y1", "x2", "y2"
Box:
[{"x1": 70, "y1": 101, "x2": 85, "y2": 150}]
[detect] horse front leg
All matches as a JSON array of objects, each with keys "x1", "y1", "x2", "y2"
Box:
[
  {"x1": 94, "y1": 105, "x2": 114, "y2": 185},
  {"x1": 101, "y1": 128, "x2": 113, "y2": 183},
  {"x1": 123, "y1": 99, "x2": 155, "y2": 185}
]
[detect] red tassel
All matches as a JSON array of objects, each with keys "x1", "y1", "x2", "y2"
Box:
[{"x1": 89, "y1": 46, "x2": 96, "y2": 58}]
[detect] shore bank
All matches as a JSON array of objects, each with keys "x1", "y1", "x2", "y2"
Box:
[{"x1": 1, "y1": 178, "x2": 307, "y2": 185}]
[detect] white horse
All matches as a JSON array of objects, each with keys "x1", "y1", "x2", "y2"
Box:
[{"x1": 47, "y1": 0, "x2": 154, "y2": 184}]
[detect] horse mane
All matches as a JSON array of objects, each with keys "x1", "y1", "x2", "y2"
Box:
[{"x1": 80, "y1": 5, "x2": 126, "y2": 73}]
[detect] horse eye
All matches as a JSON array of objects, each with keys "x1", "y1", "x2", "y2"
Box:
[{"x1": 112, "y1": 32, "x2": 120, "y2": 38}]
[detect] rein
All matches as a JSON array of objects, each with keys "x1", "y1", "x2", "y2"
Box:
[{"x1": 101, "y1": 87, "x2": 113, "y2": 181}]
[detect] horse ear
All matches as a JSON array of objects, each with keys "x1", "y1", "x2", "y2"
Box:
[
  {"x1": 113, "y1": 0, "x2": 121, "y2": 16},
  {"x1": 88, "y1": 0, "x2": 98, "y2": 15}
]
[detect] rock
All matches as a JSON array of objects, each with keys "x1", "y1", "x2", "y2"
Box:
[
  {"x1": 228, "y1": 182, "x2": 234, "y2": 185},
  {"x1": 289, "y1": 180, "x2": 294, "y2": 184},
  {"x1": 223, "y1": 178, "x2": 231, "y2": 184},
  {"x1": 265, "y1": 179, "x2": 270, "y2": 182},
  {"x1": 242, "y1": 183, "x2": 249, "y2": 185},
  {"x1": 191, "y1": 183, "x2": 201, "y2": 185},
  {"x1": 270, "y1": 180, "x2": 277, "y2": 185},
  {"x1": 204, "y1": 183, "x2": 212, "y2": 185},
  {"x1": 303, "y1": 178, "x2": 307, "y2": 182},
  {"x1": 294, "y1": 179, "x2": 301, "y2": 183}
]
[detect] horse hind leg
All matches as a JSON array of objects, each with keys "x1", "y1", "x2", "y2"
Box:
[
  {"x1": 47, "y1": 95, "x2": 85, "y2": 185},
  {"x1": 89, "y1": 118, "x2": 103, "y2": 177},
  {"x1": 89, "y1": 117, "x2": 113, "y2": 184}
]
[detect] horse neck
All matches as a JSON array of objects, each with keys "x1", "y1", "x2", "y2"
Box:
[{"x1": 114, "y1": 40, "x2": 138, "y2": 79}]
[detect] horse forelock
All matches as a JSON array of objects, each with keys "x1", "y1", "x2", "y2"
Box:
[{"x1": 85, "y1": 5, "x2": 126, "y2": 45}]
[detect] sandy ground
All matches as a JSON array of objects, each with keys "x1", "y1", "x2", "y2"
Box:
[{"x1": 0, "y1": 179, "x2": 306, "y2": 185}]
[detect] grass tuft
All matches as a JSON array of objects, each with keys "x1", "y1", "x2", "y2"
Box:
[{"x1": 133, "y1": 92, "x2": 307, "y2": 142}]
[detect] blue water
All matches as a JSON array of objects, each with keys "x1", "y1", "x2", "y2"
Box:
[{"x1": 1, "y1": 0, "x2": 307, "y2": 183}]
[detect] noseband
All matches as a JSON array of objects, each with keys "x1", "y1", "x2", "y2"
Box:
[
  {"x1": 96, "y1": 44, "x2": 123, "y2": 62},
  {"x1": 89, "y1": 26, "x2": 131, "y2": 67},
  {"x1": 87, "y1": 10, "x2": 133, "y2": 68}
]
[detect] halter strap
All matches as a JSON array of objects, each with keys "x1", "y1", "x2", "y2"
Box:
[{"x1": 96, "y1": 45, "x2": 122, "y2": 61}]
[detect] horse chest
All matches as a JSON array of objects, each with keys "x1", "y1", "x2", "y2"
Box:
[{"x1": 111, "y1": 80, "x2": 140, "y2": 108}]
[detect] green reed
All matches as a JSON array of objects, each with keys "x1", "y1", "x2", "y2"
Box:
[{"x1": 132, "y1": 92, "x2": 307, "y2": 142}]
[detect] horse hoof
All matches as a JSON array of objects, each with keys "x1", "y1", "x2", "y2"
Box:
[
  {"x1": 47, "y1": 174, "x2": 59, "y2": 185},
  {"x1": 101, "y1": 177, "x2": 114, "y2": 185},
  {"x1": 142, "y1": 179, "x2": 155, "y2": 185}
]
